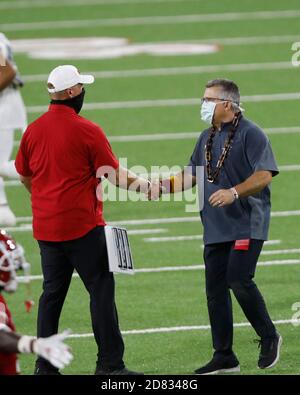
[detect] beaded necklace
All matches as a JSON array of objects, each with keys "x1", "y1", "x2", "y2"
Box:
[{"x1": 205, "y1": 112, "x2": 242, "y2": 183}]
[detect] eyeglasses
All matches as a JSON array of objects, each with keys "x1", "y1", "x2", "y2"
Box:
[{"x1": 200, "y1": 97, "x2": 231, "y2": 104}]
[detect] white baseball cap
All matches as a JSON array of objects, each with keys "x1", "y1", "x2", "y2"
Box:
[{"x1": 47, "y1": 65, "x2": 94, "y2": 93}]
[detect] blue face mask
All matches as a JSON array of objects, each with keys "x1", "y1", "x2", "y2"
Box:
[{"x1": 200, "y1": 100, "x2": 217, "y2": 124}]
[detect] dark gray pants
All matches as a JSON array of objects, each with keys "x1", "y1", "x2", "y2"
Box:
[
  {"x1": 204, "y1": 239, "x2": 276, "y2": 355},
  {"x1": 37, "y1": 226, "x2": 124, "y2": 370}
]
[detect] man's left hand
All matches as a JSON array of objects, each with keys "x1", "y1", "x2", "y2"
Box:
[{"x1": 209, "y1": 189, "x2": 235, "y2": 208}]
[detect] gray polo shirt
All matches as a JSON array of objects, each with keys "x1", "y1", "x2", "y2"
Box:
[{"x1": 188, "y1": 116, "x2": 279, "y2": 245}]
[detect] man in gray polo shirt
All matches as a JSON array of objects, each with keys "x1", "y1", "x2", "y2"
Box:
[{"x1": 155, "y1": 79, "x2": 281, "y2": 374}]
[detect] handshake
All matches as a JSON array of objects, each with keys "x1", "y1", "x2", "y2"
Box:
[
  {"x1": 146, "y1": 180, "x2": 164, "y2": 201},
  {"x1": 119, "y1": 167, "x2": 194, "y2": 201},
  {"x1": 141, "y1": 179, "x2": 172, "y2": 201}
]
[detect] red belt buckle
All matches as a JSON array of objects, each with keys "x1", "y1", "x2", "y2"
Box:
[{"x1": 234, "y1": 239, "x2": 250, "y2": 251}]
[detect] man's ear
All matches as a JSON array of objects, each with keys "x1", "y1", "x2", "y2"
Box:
[
  {"x1": 224, "y1": 101, "x2": 232, "y2": 112},
  {"x1": 66, "y1": 88, "x2": 74, "y2": 98}
]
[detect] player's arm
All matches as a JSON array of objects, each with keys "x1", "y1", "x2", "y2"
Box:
[
  {"x1": 0, "y1": 329, "x2": 73, "y2": 369},
  {"x1": 19, "y1": 175, "x2": 32, "y2": 193},
  {"x1": 147, "y1": 169, "x2": 196, "y2": 200},
  {"x1": 108, "y1": 164, "x2": 151, "y2": 193},
  {"x1": 0, "y1": 61, "x2": 16, "y2": 92},
  {"x1": 161, "y1": 170, "x2": 197, "y2": 194},
  {"x1": 209, "y1": 170, "x2": 273, "y2": 208},
  {"x1": 234, "y1": 170, "x2": 272, "y2": 197},
  {"x1": 0, "y1": 329, "x2": 21, "y2": 353}
]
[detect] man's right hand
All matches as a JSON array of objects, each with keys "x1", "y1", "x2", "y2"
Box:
[{"x1": 147, "y1": 181, "x2": 164, "y2": 200}]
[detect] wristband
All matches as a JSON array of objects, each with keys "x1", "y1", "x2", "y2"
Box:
[
  {"x1": 17, "y1": 335, "x2": 36, "y2": 354},
  {"x1": 230, "y1": 187, "x2": 239, "y2": 200},
  {"x1": 169, "y1": 176, "x2": 175, "y2": 194},
  {"x1": 160, "y1": 176, "x2": 175, "y2": 194},
  {"x1": 0, "y1": 323, "x2": 11, "y2": 332}
]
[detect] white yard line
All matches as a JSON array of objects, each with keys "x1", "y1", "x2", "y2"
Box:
[
  {"x1": 5, "y1": 224, "x2": 33, "y2": 232},
  {"x1": 103, "y1": 127, "x2": 300, "y2": 141},
  {"x1": 0, "y1": 0, "x2": 194, "y2": 10},
  {"x1": 9, "y1": 210, "x2": 300, "y2": 228},
  {"x1": 144, "y1": 236, "x2": 281, "y2": 245},
  {"x1": 2, "y1": 10, "x2": 300, "y2": 31},
  {"x1": 15, "y1": 216, "x2": 33, "y2": 223},
  {"x1": 91, "y1": 127, "x2": 300, "y2": 143},
  {"x1": 67, "y1": 319, "x2": 299, "y2": 338},
  {"x1": 250, "y1": 240, "x2": 282, "y2": 246},
  {"x1": 21, "y1": 61, "x2": 294, "y2": 83},
  {"x1": 12, "y1": 127, "x2": 300, "y2": 148},
  {"x1": 261, "y1": 248, "x2": 300, "y2": 256},
  {"x1": 271, "y1": 210, "x2": 300, "y2": 217},
  {"x1": 193, "y1": 35, "x2": 300, "y2": 46},
  {"x1": 4, "y1": 224, "x2": 167, "y2": 236},
  {"x1": 26, "y1": 93, "x2": 300, "y2": 113},
  {"x1": 5, "y1": 161, "x2": 300, "y2": 189},
  {"x1": 5, "y1": 165, "x2": 300, "y2": 182},
  {"x1": 266, "y1": 127, "x2": 300, "y2": 135},
  {"x1": 4, "y1": 158, "x2": 300, "y2": 187},
  {"x1": 3, "y1": 181, "x2": 22, "y2": 186},
  {"x1": 144, "y1": 235, "x2": 203, "y2": 242},
  {"x1": 110, "y1": 211, "x2": 300, "y2": 226},
  {"x1": 278, "y1": 165, "x2": 300, "y2": 171},
  {"x1": 127, "y1": 228, "x2": 168, "y2": 235},
  {"x1": 17, "y1": 258, "x2": 300, "y2": 283},
  {"x1": 137, "y1": 165, "x2": 300, "y2": 177}
]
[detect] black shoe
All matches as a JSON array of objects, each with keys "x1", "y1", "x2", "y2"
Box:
[
  {"x1": 194, "y1": 353, "x2": 240, "y2": 375},
  {"x1": 257, "y1": 332, "x2": 282, "y2": 369},
  {"x1": 95, "y1": 366, "x2": 144, "y2": 375},
  {"x1": 34, "y1": 362, "x2": 61, "y2": 375}
]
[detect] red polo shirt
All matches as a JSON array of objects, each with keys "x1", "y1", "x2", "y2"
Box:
[{"x1": 15, "y1": 104, "x2": 119, "y2": 242}]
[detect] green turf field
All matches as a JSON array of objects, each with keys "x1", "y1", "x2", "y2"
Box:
[{"x1": 1, "y1": 0, "x2": 300, "y2": 375}]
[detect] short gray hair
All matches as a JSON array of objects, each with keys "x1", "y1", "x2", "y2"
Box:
[{"x1": 206, "y1": 79, "x2": 241, "y2": 112}]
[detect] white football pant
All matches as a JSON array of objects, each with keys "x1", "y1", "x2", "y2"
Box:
[
  {"x1": 0, "y1": 129, "x2": 18, "y2": 207},
  {"x1": 0, "y1": 85, "x2": 28, "y2": 195}
]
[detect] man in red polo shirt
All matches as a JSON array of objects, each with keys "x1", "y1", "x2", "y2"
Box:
[{"x1": 15, "y1": 65, "x2": 149, "y2": 375}]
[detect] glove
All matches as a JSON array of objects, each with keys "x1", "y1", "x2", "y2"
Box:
[
  {"x1": 33, "y1": 330, "x2": 73, "y2": 369},
  {"x1": 4, "y1": 279, "x2": 18, "y2": 293},
  {"x1": 18, "y1": 330, "x2": 73, "y2": 369}
]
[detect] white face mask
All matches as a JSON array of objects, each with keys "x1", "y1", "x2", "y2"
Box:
[{"x1": 200, "y1": 100, "x2": 217, "y2": 124}]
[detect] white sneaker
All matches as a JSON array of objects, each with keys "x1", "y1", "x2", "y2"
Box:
[{"x1": 0, "y1": 204, "x2": 17, "y2": 227}]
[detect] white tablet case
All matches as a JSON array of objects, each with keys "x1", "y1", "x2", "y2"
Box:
[{"x1": 105, "y1": 226, "x2": 135, "y2": 275}]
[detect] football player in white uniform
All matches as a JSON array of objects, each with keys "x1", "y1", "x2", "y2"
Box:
[
  {"x1": 0, "y1": 229, "x2": 73, "y2": 374},
  {"x1": 0, "y1": 32, "x2": 27, "y2": 226}
]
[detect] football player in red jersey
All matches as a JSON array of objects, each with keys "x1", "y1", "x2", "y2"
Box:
[
  {"x1": 0, "y1": 229, "x2": 73, "y2": 374},
  {"x1": 0, "y1": 291, "x2": 19, "y2": 374}
]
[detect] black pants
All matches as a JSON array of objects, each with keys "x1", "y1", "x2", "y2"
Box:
[
  {"x1": 204, "y1": 239, "x2": 276, "y2": 355},
  {"x1": 37, "y1": 226, "x2": 124, "y2": 370}
]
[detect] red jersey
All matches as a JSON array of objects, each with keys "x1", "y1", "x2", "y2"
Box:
[
  {"x1": 15, "y1": 104, "x2": 119, "y2": 242},
  {"x1": 0, "y1": 293, "x2": 19, "y2": 375}
]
